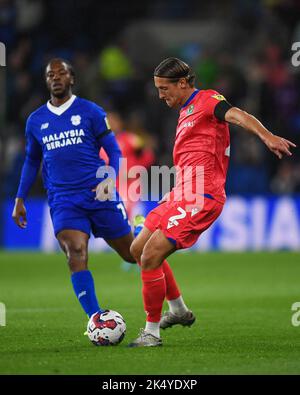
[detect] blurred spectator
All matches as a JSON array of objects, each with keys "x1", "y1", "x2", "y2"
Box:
[
  {"x1": 271, "y1": 160, "x2": 300, "y2": 194},
  {"x1": 98, "y1": 44, "x2": 135, "y2": 110},
  {"x1": 16, "y1": 0, "x2": 44, "y2": 33},
  {"x1": 195, "y1": 52, "x2": 219, "y2": 90},
  {"x1": 2, "y1": 0, "x2": 300, "y2": 200},
  {"x1": 0, "y1": 0, "x2": 16, "y2": 46},
  {"x1": 101, "y1": 111, "x2": 155, "y2": 219}
]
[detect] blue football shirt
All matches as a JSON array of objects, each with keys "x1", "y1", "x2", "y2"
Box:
[{"x1": 17, "y1": 95, "x2": 121, "y2": 201}]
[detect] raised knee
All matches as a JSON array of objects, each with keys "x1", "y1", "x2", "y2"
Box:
[
  {"x1": 140, "y1": 250, "x2": 160, "y2": 270},
  {"x1": 130, "y1": 240, "x2": 142, "y2": 262},
  {"x1": 121, "y1": 251, "x2": 136, "y2": 264},
  {"x1": 64, "y1": 242, "x2": 87, "y2": 270},
  {"x1": 68, "y1": 243, "x2": 86, "y2": 258}
]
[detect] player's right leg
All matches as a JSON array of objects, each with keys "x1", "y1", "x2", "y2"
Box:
[
  {"x1": 57, "y1": 229, "x2": 103, "y2": 317},
  {"x1": 57, "y1": 229, "x2": 104, "y2": 318},
  {"x1": 49, "y1": 197, "x2": 106, "y2": 320},
  {"x1": 129, "y1": 206, "x2": 194, "y2": 342},
  {"x1": 57, "y1": 229, "x2": 89, "y2": 273}
]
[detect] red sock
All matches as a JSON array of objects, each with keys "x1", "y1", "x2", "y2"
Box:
[
  {"x1": 141, "y1": 266, "x2": 166, "y2": 322},
  {"x1": 162, "y1": 260, "x2": 181, "y2": 301}
]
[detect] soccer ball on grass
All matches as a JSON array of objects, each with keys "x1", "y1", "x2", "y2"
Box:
[{"x1": 87, "y1": 310, "x2": 126, "y2": 346}]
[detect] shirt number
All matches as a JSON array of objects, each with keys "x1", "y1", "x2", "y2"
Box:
[
  {"x1": 117, "y1": 203, "x2": 127, "y2": 220},
  {"x1": 167, "y1": 207, "x2": 186, "y2": 229}
]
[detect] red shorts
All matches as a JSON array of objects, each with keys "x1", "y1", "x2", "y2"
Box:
[{"x1": 145, "y1": 197, "x2": 224, "y2": 249}]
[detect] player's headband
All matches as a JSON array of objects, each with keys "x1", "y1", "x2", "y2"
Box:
[{"x1": 154, "y1": 70, "x2": 194, "y2": 79}]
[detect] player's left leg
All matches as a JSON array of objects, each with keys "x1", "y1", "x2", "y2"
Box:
[
  {"x1": 129, "y1": 224, "x2": 153, "y2": 262},
  {"x1": 57, "y1": 229, "x2": 104, "y2": 318},
  {"x1": 105, "y1": 232, "x2": 135, "y2": 263},
  {"x1": 159, "y1": 198, "x2": 224, "y2": 330},
  {"x1": 128, "y1": 229, "x2": 176, "y2": 347},
  {"x1": 91, "y1": 200, "x2": 137, "y2": 263},
  {"x1": 119, "y1": 214, "x2": 151, "y2": 272},
  {"x1": 160, "y1": 261, "x2": 195, "y2": 329},
  {"x1": 132, "y1": 209, "x2": 193, "y2": 330},
  {"x1": 106, "y1": 218, "x2": 153, "y2": 271}
]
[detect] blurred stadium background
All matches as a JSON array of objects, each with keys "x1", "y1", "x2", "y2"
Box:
[
  {"x1": 1, "y1": 0, "x2": 300, "y2": 252},
  {"x1": 1, "y1": 0, "x2": 300, "y2": 376}
]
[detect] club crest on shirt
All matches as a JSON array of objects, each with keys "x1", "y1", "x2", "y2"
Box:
[
  {"x1": 187, "y1": 104, "x2": 194, "y2": 115},
  {"x1": 211, "y1": 94, "x2": 225, "y2": 101},
  {"x1": 40, "y1": 122, "x2": 49, "y2": 130},
  {"x1": 71, "y1": 115, "x2": 81, "y2": 126},
  {"x1": 104, "y1": 116, "x2": 111, "y2": 130},
  {"x1": 191, "y1": 207, "x2": 200, "y2": 217}
]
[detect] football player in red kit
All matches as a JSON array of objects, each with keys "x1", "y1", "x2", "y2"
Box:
[{"x1": 128, "y1": 57, "x2": 296, "y2": 347}]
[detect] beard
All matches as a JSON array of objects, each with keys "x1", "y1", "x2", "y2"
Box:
[{"x1": 51, "y1": 88, "x2": 68, "y2": 98}]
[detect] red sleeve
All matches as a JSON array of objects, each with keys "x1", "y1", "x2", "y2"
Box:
[{"x1": 202, "y1": 90, "x2": 228, "y2": 118}]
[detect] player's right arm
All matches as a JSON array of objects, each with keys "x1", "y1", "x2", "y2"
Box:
[
  {"x1": 203, "y1": 91, "x2": 296, "y2": 158},
  {"x1": 12, "y1": 118, "x2": 42, "y2": 228},
  {"x1": 225, "y1": 107, "x2": 296, "y2": 159}
]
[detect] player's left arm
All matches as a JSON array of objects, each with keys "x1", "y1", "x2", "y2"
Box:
[
  {"x1": 90, "y1": 104, "x2": 122, "y2": 199},
  {"x1": 93, "y1": 132, "x2": 122, "y2": 200},
  {"x1": 100, "y1": 132, "x2": 122, "y2": 177},
  {"x1": 91, "y1": 103, "x2": 122, "y2": 177},
  {"x1": 224, "y1": 107, "x2": 297, "y2": 159}
]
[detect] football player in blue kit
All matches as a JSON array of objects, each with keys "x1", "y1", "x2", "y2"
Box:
[{"x1": 12, "y1": 58, "x2": 136, "y2": 320}]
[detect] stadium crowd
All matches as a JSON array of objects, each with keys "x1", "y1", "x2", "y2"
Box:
[{"x1": 1, "y1": 0, "x2": 300, "y2": 199}]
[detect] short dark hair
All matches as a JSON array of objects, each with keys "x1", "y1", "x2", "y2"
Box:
[
  {"x1": 45, "y1": 58, "x2": 75, "y2": 78},
  {"x1": 154, "y1": 57, "x2": 195, "y2": 86}
]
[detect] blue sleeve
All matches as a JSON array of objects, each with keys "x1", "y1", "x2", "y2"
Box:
[
  {"x1": 16, "y1": 118, "x2": 42, "y2": 200},
  {"x1": 90, "y1": 103, "x2": 122, "y2": 178},
  {"x1": 90, "y1": 103, "x2": 111, "y2": 139},
  {"x1": 100, "y1": 132, "x2": 122, "y2": 178}
]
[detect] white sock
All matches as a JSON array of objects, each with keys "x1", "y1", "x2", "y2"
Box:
[
  {"x1": 145, "y1": 321, "x2": 160, "y2": 338},
  {"x1": 168, "y1": 296, "x2": 189, "y2": 316}
]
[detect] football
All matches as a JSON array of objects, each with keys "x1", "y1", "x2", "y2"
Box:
[{"x1": 86, "y1": 310, "x2": 126, "y2": 346}]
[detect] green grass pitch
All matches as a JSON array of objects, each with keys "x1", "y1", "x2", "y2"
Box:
[{"x1": 0, "y1": 251, "x2": 299, "y2": 375}]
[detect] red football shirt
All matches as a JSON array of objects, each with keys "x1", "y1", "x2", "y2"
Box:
[{"x1": 173, "y1": 89, "x2": 230, "y2": 204}]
